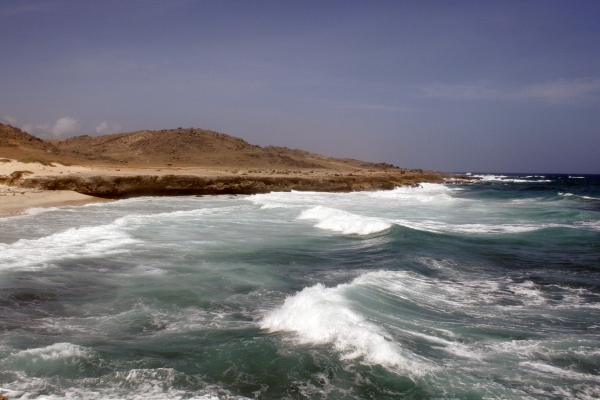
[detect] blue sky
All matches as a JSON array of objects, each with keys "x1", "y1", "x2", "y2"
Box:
[{"x1": 1, "y1": 0, "x2": 599, "y2": 173}]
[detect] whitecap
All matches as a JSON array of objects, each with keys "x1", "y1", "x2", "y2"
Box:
[
  {"x1": 8, "y1": 342, "x2": 92, "y2": 361},
  {"x1": 260, "y1": 281, "x2": 433, "y2": 376},
  {"x1": 474, "y1": 175, "x2": 552, "y2": 183},
  {"x1": 297, "y1": 206, "x2": 392, "y2": 235},
  {"x1": 0, "y1": 222, "x2": 138, "y2": 270},
  {"x1": 248, "y1": 190, "x2": 328, "y2": 209},
  {"x1": 392, "y1": 219, "x2": 562, "y2": 234},
  {"x1": 559, "y1": 192, "x2": 600, "y2": 201},
  {"x1": 3, "y1": 343, "x2": 100, "y2": 378}
]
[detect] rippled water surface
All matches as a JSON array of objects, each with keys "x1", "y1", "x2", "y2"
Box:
[{"x1": 1, "y1": 174, "x2": 599, "y2": 399}]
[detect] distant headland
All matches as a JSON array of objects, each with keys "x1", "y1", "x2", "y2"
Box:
[{"x1": 0, "y1": 123, "x2": 472, "y2": 214}]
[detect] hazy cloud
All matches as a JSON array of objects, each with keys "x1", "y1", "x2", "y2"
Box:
[
  {"x1": 95, "y1": 121, "x2": 123, "y2": 135},
  {"x1": 18, "y1": 116, "x2": 81, "y2": 138},
  {"x1": 0, "y1": 3, "x2": 54, "y2": 17},
  {"x1": 333, "y1": 101, "x2": 414, "y2": 112},
  {"x1": 2, "y1": 115, "x2": 18, "y2": 125},
  {"x1": 519, "y1": 79, "x2": 600, "y2": 104},
  {"x1": 421, "y1": 83, "x2": 498, "y2": 100},
  {"x1": 21, "y1": 124, "x2": 34, "y2": 133},
  {"x1": 21, "y1": 123, "x2": 51, "y2": 136},
  {"x1": 51, "y1": 117, "x2": 81, "y2": 137},
  {"x1": 421, "y1": 79, "x2": 600, "y2": 104}
]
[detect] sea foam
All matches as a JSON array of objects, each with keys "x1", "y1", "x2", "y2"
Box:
[{"x1": 0, "y1": 367, "x2": 239, "y2": 400}]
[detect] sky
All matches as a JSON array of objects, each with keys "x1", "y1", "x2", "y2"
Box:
[{"x1": 1, "y1": 0, "x2": 599, "y2": 173}]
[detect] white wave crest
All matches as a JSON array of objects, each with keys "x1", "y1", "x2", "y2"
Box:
[
  {"x1": 575, "y1": 221, "x2": 600, "y2": 232},
  {"x1": 559, "y1": 192, "x2": 600, "y2": 201},
  {"x1": 9, "y1": 342, "x2": 91, "y2": 361},
  {"x1": 392, "y1": 219, "x2": 564, "y2": 234},
  {"x1": 248, "y1": 190, "x2": 325, "y2": 209},
  {"x1": 3, "y1": 343, "x2": 100, "y2": 380},
  {"x1": 0, "y1": 222, "x2": 138, "y2": 270},
  {"x1": 367, "y1": 183, "x2": 457, "y2": 203},
  {"x1": 0, "y1": 206, "x2": 252, "y2": 270},
  {"x1": 261, "y1": 281, "x2": 433, "y2": 376},
  {"x1": 474, "y1": 175, "x2": 552, "y2": 183},
  {"x1": 297, "y1": 206, "x2": 392, "y2": 235}
]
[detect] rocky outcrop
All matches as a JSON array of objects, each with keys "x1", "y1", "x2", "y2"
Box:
[{"x1": 3, "y1": 172, "x2": 450, "y2": 198}]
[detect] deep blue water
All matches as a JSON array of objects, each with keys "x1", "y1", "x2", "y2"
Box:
[{"x1": 1, "y1": 174, "x2": 599, "y2": 399}]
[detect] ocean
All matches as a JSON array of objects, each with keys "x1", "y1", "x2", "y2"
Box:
[{"x1": 1, "y1": 174, "x2": 599, "y2": 399}]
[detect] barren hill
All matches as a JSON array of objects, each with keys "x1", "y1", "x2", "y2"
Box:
[
  {"x1": 0, "y1": 124, "x2": 399, "y2": 171},
  {"x1": 0, "y1": 123, "x2": 57, "y2": 154},
  {"x1": 1, "y1": 123, "x2": 466, "y2": 198}
]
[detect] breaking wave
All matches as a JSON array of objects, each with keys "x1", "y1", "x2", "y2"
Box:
[
  {"x1": 260, "y1": 280, "x2": 433, "y2": 376},
  {"x1": 297, "y1": 206, "x2": 392, "y2": 235},
  {"x1": 474, "y1": 174, "x2": 552, "y2": 183}
]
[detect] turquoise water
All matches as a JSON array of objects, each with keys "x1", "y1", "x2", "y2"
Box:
[{"x1": 1, "y1": 175, "x2": 599, "y2": 399}]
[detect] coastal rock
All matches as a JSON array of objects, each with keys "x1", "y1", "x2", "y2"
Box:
[
  {"x1": 1, "y1": 123, "x2": 475, "y2": 198},
  {"x1": 11, "y1": 172, "x2": 449, "y2": 198}
]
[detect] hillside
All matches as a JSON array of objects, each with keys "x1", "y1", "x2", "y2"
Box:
[
  {"x1": 1, "y1": 123, "x2": 467, "y2": 199},
  {"x1": 0, "y1": 123, "x2": 57, "y2": 155},
  {"x1": 1, "y1": 124, "x2": 399, "y2": 171}
]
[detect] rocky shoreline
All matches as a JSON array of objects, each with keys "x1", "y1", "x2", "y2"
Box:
[
  {"x1": 0, "y1": 170, "x2": 468, "y2": 198},
  {"x1": 1, "y1": 123, "x2": 475, "y2": 203}
]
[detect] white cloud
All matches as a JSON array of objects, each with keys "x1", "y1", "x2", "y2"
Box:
[
  {"x1": 51, "y1": 117, "x2": 81, "y2": 137},
  {"x1": 95, "y1": 121, "x2": 123, "y2": 135},
  {"x1": 3, "y1": 115, "x2": 18, "y2": 125}
]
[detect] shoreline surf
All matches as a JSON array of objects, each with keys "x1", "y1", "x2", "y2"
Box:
[{"x1": 0, "y1": 175, "x2": 599, "y2": 398}]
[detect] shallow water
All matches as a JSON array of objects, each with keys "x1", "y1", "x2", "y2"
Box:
[{"x1": 1, "y1": 174, "x2": 599, "y2": 399}]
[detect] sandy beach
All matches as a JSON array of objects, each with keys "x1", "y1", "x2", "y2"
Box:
[
  {"x1": 0, "y1": 159, "x2": 106, "y2": 216},
  {"x1": 0, "y1": 187, "x2": 103, "y2": 217}
]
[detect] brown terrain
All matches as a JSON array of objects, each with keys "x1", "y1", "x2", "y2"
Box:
[{"x1": 0, "y1": 123, "x2": 469, "y2": 200}]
